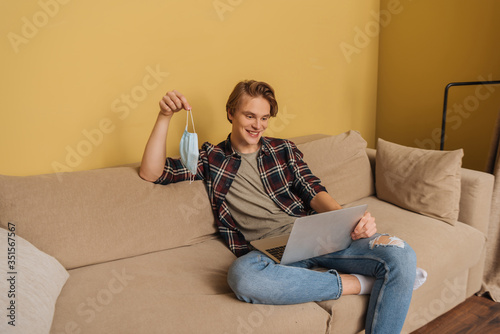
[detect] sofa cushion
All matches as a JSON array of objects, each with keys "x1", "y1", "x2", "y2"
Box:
[
  {"x1": 296, "y1": 130, "x2": 374, "y2": 206},
  {"x1": 317, "y1": 295, "x2": 369, "y2": 334},
  {"x1": 320, "y1": 196, "x2": 485, "y2": 333},
  {"x1": 0, "y1": 167, "x2": 217, "y2": 269},
  {"x1": 376, "y1": 138, "x2": 463, "y2": 225},
  {"x1": 0, "y1": 228, "x2": 69, "y2": 334},
  {"x1": 51, "y1": 239, "x2": 330, "y2": 334},
  {"x1": 347, "y1": 197, "x2": 485, "y2": 285},
  {"x1": 404, "y1": 271, "x2": 468, "y2": 332}
]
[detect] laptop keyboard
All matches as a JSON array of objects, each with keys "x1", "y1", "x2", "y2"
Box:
[{"x1": 266, "y1": 245, "x2": 286, "y2": 261}]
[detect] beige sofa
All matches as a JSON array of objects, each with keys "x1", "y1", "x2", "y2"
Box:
[{"x1": 0, "y1": 131, "x2": 494, "y2": 334}]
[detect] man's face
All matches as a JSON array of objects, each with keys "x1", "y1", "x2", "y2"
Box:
[{"x1": 228, "y1": 95, "x2": 271, "y2": 154}]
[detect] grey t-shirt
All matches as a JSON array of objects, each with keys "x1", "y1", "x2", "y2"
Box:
[{"x1": 225, "y1": 149, "x2": 296, "y2": 241}]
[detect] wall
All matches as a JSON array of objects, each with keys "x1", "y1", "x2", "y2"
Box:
[
  {"x1": 377, "y1": 0, "x2": 500, "y2": 171},
  {"x1": 0, "y1": 0, "x2": 380, "y2": 176}
]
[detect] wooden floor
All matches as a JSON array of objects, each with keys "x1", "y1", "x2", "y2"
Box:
[{"x1": 411, "y1": 295, "x2": 500, "y2": 333}]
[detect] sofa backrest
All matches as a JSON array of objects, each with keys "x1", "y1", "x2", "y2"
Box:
[
  {"x1": 294, "y1": 130, "x2": 375, "y2": 206},
  {"x1": 0, "y1": 167, "x2": 217, "y2": 269},
  {"x1": 0, "y1": 131, "x2": 375, "y2": 269}
]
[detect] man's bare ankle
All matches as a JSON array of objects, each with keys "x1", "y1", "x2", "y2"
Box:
[{"x1": 340, "y1": 274, "x2": 362, "y2": 295}]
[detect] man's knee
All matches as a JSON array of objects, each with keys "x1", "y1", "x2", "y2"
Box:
[
  {"x1": 227, "y1": 255, "x2": 250, "y2": 291},
  {"x1": 369, "y1": 234, "x2": 417, "y2": 272},
  {"x1": 369, "y1": 234, "x2": 405, "y2": 249},
  {"x1": 227, "y1": 252, "x2": 267, "y2": 302}
]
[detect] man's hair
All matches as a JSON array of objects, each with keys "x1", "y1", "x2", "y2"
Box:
[{"x1": 226, "y1": 80, "x2": 278, "y2": 123}]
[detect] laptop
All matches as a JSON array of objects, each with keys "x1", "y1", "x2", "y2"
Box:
[{"x1": 250, "y1": 204, "x2": 367, "y2": 264}]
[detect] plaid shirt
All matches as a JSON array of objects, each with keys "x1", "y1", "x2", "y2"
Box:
[{"x1": 155, "y1": 134, "x2": 327, "y2": 257}]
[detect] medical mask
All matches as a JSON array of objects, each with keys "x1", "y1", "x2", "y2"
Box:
[{"x1": 179, "y1": 109, "x2": 199, "y2": 180}]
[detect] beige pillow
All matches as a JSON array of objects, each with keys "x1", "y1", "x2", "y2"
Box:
[
  {"x1": 375, "y1": 138, "x2": 463, "y2": 225},
  {"x1": 0, "y1": 227, "x2": 69, "y2": 334},
  {"x1": 297, "y1": 130, "x2": 375, "y2": 206}
]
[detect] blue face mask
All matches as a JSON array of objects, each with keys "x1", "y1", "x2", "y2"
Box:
[{"x1": 179, "y1": 109, "x2": 199, "y2": 179}]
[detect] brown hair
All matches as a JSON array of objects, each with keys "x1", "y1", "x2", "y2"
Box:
[{"x1": 226, "y1": 80, "x2": 278, "y2": 123}]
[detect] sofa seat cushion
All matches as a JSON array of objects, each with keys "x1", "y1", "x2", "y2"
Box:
[
  {"x1": 318, "y1": 196, "x2": 485, "y2": 333},
  {"x1": 51, "y1": 239, "x2": 330, "y2": 334},
  {"x1": 403, "y1": 271, "x2": 469, "y2": 333},
  {"x1": 346, "y1": 196, "x2": 485, "y2": 286},
  {"x1": 317, "y1": 295, "x2": 369, "y2": 334}
]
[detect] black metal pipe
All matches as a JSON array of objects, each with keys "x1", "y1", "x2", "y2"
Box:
[{"x1": 440, "y1": 80, "x2": 500, "y2": 150}]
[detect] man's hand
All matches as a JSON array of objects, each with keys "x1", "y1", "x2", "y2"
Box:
[
  {"x1": 159, "y1": 90, "x2": 191, "y2": 117},
  {"x1": 351, "y1": 212, "x2": 376, "y2": 240},
  {"x1": 139, "y1": 90, "x2": 191, "y2": 182}
]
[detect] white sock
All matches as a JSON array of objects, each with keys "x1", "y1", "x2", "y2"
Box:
[
  {"x1": 414, "y1": 267, "x2": 427, "y2": 290},
  {"x1": 352, "y1": 274, "x2": 375, "y2": 295},
  {"x1": 352, "y1": 268, "x2": 427, "y2": 295}
]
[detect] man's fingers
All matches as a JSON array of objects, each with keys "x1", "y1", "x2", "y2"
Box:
[
  {"x1": 354, "y1": 214, "x2": 369, "y2": 233},
  {"x1": 351, "y1": 212, "x2": 376, "y2": 239},
  {"x1": 158, "y1": 90, "x2": 192, "y2": 118},
  {"x1": 166, "y1": 91, "x2": 183, "y2": 110},
  {"x1": 172, "y1": 90, "x2": 192, "y2": 111},
  {"x1": 161, "y1": 95, "x2": 174, "y2": 111},
  {"x1": 352, "y1": 221, "x2": 366, "y2": 240},
  {"x1": 354, "y1": 222, "x2": 365, "y2": 235}
]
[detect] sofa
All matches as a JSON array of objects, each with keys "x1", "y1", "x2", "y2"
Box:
[{"x1": 0, "y1": 130, "x2": 494, "y2": 334}]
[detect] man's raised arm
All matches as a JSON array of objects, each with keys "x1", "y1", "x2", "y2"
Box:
[{"x1": 139, "y1": 90, "x2": 191, "y2": 182}]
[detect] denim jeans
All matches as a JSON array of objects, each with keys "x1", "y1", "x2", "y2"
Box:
[{"x1": 227, "y1": 233, "x2": 417, "y2": 334}]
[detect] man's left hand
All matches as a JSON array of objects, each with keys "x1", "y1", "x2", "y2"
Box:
[{"x1": 351, "y1": 212, "x2": 377, "y2": 240}]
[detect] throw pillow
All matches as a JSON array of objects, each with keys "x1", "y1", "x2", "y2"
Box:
[
  {"x1": 297, "y1": 130, "x2": 375, "y2": 206},
  {"x1": 375, "y1": 138, "x2": 463, "y2": 225},
  {"x1": 0, "y1": 227, "x2": 69, "y2": 334}
]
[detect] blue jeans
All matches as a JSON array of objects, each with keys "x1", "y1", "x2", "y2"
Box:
[{"x1": 227, "y1": 233, "x2": 417, "y2": 334}]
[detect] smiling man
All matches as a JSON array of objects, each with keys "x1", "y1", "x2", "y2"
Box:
[
  {"x1": 139, "y1": 80, "x2": 421, "y2": 334},
  {"x1": 225, "y1": 83, "x2": 274, "y2": 153}
]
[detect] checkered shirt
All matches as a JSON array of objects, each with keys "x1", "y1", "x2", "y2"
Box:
[{"x1": 154, "y1": 134, "x2": 327, "y2": 257}]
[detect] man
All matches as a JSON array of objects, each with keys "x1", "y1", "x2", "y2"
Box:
[{"x1": 139, "y1": 80, "x2": 421, "y2": 333}]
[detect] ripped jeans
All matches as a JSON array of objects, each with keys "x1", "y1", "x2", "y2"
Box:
[{"x1": 227, "y1": 233, "x2": 417, "y2": 334}]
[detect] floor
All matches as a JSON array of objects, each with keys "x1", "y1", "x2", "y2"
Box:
[{"x1": 410, "y1": 295, "x2": 500, "y2": 333}]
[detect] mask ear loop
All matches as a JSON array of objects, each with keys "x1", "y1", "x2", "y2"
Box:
[
  {"x1": 186, "y1": 108, "x2": 196, "y2": 133},
  {"x1": 186, "y1": 109, "x2": 196, "y2": 183}
]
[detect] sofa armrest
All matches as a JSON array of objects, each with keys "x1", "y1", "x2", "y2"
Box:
[
  {"x1": 458, "y1": 168, "x2": 494, "y2": 234},
  {"x1": 365, "y1": 148, "x2": 494, "y2": 233}
]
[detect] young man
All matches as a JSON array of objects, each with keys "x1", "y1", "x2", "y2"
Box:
[{"x1": 140, "y1": 80, "x2": 420, "y2": 333}]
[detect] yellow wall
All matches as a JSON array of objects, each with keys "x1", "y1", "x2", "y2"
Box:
[
  {"x1": 0, "y1": 0, "x2": 379, "y2": 176},
  {"x1": 377, "y1": 0, "x2": 500, "y2": 171}
]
